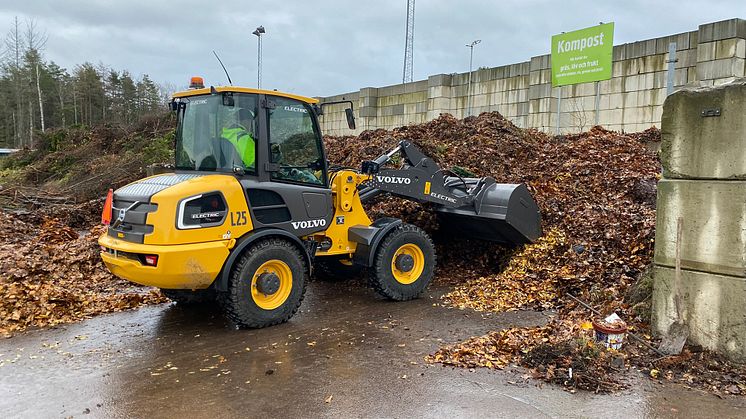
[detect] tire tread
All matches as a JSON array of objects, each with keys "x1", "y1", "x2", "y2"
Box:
[{"x1": 222, "y1": 237, "x2": 308, "y2": 328}]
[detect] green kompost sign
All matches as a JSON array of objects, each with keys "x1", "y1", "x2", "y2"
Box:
[{"x1": 551, "y1": 23, "x2": 614, "y2": 86}]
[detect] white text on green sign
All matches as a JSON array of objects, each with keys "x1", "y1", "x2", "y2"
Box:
[{"x1": 551, "y1": 23, "x2": 614, "y2": 87}]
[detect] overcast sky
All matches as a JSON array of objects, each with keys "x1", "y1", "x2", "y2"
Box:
[{"x1": 0, "y1": 1, "x2": 743, "y2": 96}]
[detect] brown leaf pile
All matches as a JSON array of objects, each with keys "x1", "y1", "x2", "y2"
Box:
[
  {"x1": 0, "y1": 211, "x2": 166, "y2": 337},
  {"x1": 426, "y1": 318, "x2": 628, "y2": 393},
  {"x1": 426, "y1": 324, "x2": 555, "y2": 370},
  {"x1": 326, "y1": 112, "x2": 659, "y2": 313}
]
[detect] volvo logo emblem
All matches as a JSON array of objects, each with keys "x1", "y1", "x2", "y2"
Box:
[{"x1": 111, "y1": 201, "x2": 139, "y2": 229}]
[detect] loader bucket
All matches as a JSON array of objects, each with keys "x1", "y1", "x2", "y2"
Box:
[{"x1": 435, "y1": 180, "x2": 541, "y2": 246}]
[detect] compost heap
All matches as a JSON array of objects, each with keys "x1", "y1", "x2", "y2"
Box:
[
  {"x1": 327, "y1": 112, "x2": 746, "y2": 396},
  {"x1": 326, "y1": 112, "x2": 660, "y2": 313},
  {"x1": 0, "y1": 117, "x2": 174, "y2": 337},
  {"x1": 0, "y1": 212, "x2": 166, "y2": 337}
]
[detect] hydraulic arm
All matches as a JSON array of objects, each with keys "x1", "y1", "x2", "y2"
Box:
[{"x1": 357, "y1": 141, "x2": 542, "y2": 245}]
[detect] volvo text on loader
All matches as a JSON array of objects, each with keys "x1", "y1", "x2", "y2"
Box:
[{"x1": 98, "y1": 78, "x2": 542, "y2": 328}]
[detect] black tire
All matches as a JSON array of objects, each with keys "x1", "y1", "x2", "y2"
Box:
[
  {"x1": 161, "y1": 288, "x2": 216, "y2": 305},
  {"x1": 314, "y1": 257, "x2": 364, "y2": 281},
  {"x1": 370, "y1": 223, "x2": 436, "y2": 301},
  {"x1": 223, "y1": 238, "x2": 308, "y2": 328}
]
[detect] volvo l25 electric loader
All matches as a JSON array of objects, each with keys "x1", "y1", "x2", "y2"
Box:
[{"x1": 99, "y1": 78, "x2": 541, "y2": 328}]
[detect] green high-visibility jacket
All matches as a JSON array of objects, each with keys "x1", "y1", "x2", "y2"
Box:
[{"x1": 221, "y1": 126, "x2": 255, "y2": 169}]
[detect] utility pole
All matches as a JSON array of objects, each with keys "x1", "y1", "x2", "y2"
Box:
[
  {"x1": 402, "y1": 0, "x2": 415, "y2": 83},
  {"x1": 252, "y1": 26, "x2": 266, "y2": 89},
  {"x1": 466, "y1": 39, "x2": 481, "y2": 117}
]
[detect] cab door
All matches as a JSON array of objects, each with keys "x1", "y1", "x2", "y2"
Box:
[{"x1": 242, "y1": 96, "x2": 333, "y2": 237}]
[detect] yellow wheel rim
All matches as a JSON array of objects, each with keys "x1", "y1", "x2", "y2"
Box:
[
  {"x1": 251, "y1": 260, "x2": 292, "y2": 310},
  {"x1": 391, "y1": 244, "x2": 425, "y2": 285}
]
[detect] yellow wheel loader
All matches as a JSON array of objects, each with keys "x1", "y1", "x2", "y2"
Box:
[{"x1": 98, "y1": 78, "x2": 541, "y2": 328}]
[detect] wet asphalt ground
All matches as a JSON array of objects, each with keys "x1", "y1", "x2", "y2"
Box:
[{"x1": 1, "y1": 280, "x2": 745, "y2": 419}]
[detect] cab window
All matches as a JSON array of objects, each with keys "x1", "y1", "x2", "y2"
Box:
[
  {"x1": 175, "y1": 93, "x2": 258, "y2": 173},
  {"x1": 268, "y1": 97, "x2": 325, "y2": 185}
]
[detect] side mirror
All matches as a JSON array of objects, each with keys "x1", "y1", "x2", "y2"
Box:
[
  {"x1": 318, "y1": 100, "x2": 356, "y2": 130},
  {"x1": 345, "y1": 108, "x2": 356, "y2": 130},
  {"x1": 169, "y1": 101, "x2": 178, "y2": 111}
]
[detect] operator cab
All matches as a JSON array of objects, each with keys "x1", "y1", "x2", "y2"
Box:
[
  {"x1": 171, "y1": 84, "x2": 328, "y2": 187},
  {"x1": 169, "y1": 81, "x2": 358, "y2": 238}
]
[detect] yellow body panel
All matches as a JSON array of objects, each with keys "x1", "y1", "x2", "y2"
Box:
[
  {"x1": 314, "y1": 170, "x2": 373, "y2": 257},
  {"x1": 98, "y1": 173, "x2": 252, "y2": 289},
  {"x1": 99, "y1": 234, "x2": 231, "y2": 289},
  {"x1": 145, "y1": 174, "x2": 253, "y2": 245},
  {"x1": 172, "y1": 86, "x2": 319, "y2": 104}
]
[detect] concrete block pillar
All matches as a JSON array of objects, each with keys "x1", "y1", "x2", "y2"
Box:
[
  {"x1": 358, "y1": 87, "x2": 379, "y2": 131},
  {"x1": 652, "y1": 79, "x2": 746, "y2": 362},
  {"x1": 426, "y1": 74, "x2": 453, "y2": 120}
]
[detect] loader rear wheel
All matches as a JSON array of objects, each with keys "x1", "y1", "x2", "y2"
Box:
[
  {"x1": 370, "y1": 224, "x2": 436, "y2": 301},
  {"x1": 224, "y1": 238, "x2": 307, "y2": 328}
]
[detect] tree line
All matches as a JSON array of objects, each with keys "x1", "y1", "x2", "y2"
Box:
[{"x1": 1, "y1": 17, "x2": 167, "y2": 149}]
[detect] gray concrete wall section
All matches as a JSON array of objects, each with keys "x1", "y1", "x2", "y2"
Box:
[
  {"x1": 652, "y1": 78, "x2": 746, "y2": 362},
  {"x1": 661, "y1": 82, "x2": 746, "y2": 179},
  {"x1": 654, "y1": 179, "x2": 746, "y2": 277},
  {"x1": 652, "y1": 266, "x2": 746, "y2": 360},
  {"x1": 318, "y1": 19, "x2": 746, "y2": 136}
]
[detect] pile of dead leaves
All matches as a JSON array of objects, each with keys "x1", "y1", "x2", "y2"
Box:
[
  {"x1": 325, "y1": 113, "x2": 659, "y2": 314},
  {"x1": 426, "y1": 318, "x2": 629, "y2": 393},
  {"x1": 0, "y1": 211, "x2": 166, "y2": 337}
]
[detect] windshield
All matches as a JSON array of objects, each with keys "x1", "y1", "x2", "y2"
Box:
[
  {"x1": 268, "y1": 97, "x2": 326, "y2": 186},
  {"x1": 175, "y1": 93, "x2": 259, "y2": 172}
]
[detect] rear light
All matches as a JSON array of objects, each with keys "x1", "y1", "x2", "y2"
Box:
[
  {"x1": 101, "y1": 189, "x2": 113, "y2": 225},
  {"x1": 143, "y1": 255, "x2": 158, "y2": 267}
]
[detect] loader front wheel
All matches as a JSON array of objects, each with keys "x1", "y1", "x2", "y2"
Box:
[
  {"x1": 370, "y1": 224, "x2": 435, "y2": 301},
  {"x1": 224, "y1": 238, "x2": 307, "y2": 328}
]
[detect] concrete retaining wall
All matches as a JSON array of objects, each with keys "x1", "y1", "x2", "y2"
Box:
[
  {"x1": 661, "y1": 82, "x2": 746, "y2": 178},
  {"x1": 652, "y1": 79, "x2": 746, "y2": 362},
  {"x1": 318, "y1": 18, "x2": 746, "y2": 136},
  {"x1": 652, "y1": 266, "x2": 746, "y2": 357}
]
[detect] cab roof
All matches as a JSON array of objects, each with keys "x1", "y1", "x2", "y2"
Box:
[{"x1": 172, "y1": 86, "x2": 319, "y2": 104}]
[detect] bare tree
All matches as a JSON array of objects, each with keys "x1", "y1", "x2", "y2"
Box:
[
  {"x1": 25, "y1": 19, "x2": 48, "y2": 138},
  {"x1": 567, "y1": 96, "x2": 591, "y2": 133}
]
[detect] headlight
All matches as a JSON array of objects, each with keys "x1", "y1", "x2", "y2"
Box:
[{"x1": 177, "y1": 192, "x2": 227, "y2": 229}]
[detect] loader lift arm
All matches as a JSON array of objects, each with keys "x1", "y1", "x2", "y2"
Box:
[
  {"x1": 355, "y1": 140, "x2": 542, "y2": 246},
  {"x1": 358, "y1": 140, "x2": 492, "y2": 209}
]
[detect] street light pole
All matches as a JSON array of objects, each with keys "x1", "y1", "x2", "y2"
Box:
[
  {"x1": 252, "y1": 26, "x2": 266, "y2": 89},
  {"x1": 466, "y1": 39, "x2": 481, "y2": 117}
]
